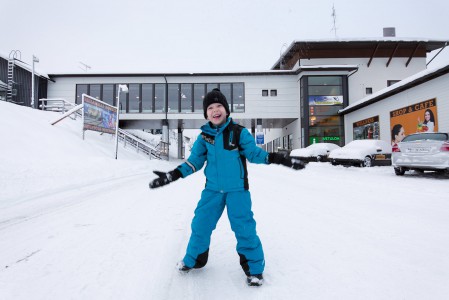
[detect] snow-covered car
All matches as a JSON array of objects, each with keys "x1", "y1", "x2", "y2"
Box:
[
  {"x1": 392, "y1": 132, "x2": 449, "y2": 175},
  {"x1": 290, "y1": 143, "x2": 341, "y2": 162},
  {"x1": 328, "y1": 140, "x2": 392, "y2": 167}
]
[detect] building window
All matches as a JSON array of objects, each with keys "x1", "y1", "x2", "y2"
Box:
[
  {"x1": 262, "y1": 90, "x2": 268, "y2": 96},
  {"x1": 387, "y1": 80, "x2": 400, "y2": 87},
  {"x1": 142, "y1": 84, "x2": 153, "y2": 113},
  {"x1": 305, "y1": 76, "x2": 345, "y2": 146},
  {"x1": 194, "y1": 84, "x2": 205, "y2": 113},
  {"x1": 90, "y1": 84, "x2": 101, "y2": 100},
  {"x1": 102, "y1": 84, "x2": 114, "y2": 106},
  {"x1": 128, "y1": 84, "x2": 140, "y2": 113},
  {"x1": 76, "y1": 82, "x2": 245, "y2": 114},
  {"x1": 366, "y1": 87, "x2": 373, "y2": 95},
  {"x1": 219, "y1": 83, "x2": 232, "y2": 107},
  {"x1": 180, "y1": 84, "x2": 193, "y2": 112},
  {"x1": 76, "y1": 84, "x2": 88, "y2": 104},
  {"x1": 232, "y1": 83, "x2": 245, "y2": 112},
  {"x1": 168, "y1": 83, "x2": 180, "y2": 113},
  {"x1": 154, "y1": 84, "x2": 165, "y2": 113},
  {"x1": 116, "y1": 84, "x2": 128, "y2": 112},
  {"x1": 270, "y1": 89, "x2": 277, "y2": 97}
]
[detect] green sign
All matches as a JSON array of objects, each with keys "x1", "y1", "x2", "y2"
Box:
[
  {"x1": 309, "y1": 136, "x2": 341, "y2": 144},
  {"x1": 322, "y1": 136, "x2": 340, "y2": 141}
]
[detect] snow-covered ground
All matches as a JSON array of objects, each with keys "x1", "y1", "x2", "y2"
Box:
[{"x1": 1, "y1": 101, "x2": 448, "y2": 300}]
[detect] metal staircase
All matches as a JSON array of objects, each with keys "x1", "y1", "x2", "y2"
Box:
[{"x1": 117, "y1": 129, "x2": 161, "y2": 159}]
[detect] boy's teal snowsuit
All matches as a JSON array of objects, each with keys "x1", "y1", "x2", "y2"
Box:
[{"x1": 176, "y1": 118, "x2": 269, "y2": 276}]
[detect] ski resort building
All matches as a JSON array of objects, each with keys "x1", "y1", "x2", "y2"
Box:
[{"x1": 1, "y1": 32, "x2": 449, "y2": 157}]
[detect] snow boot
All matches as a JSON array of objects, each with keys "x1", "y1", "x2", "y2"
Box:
[
  {"x1": 176, "y1": 261, "x2": 191, "y2": 273},
  {"x1": 246, "y1": 274, "x2": 264, "y2": 286}
]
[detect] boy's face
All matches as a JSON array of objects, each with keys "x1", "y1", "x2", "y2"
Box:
[{"x1": 206, "y1": 103, "x2": 227, "y2": 126}]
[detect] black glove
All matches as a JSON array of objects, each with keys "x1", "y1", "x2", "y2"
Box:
[
  {"x1": 149, "y1": 169, "x2": 182, "y2": 189},
  {"x1": 268, "y1": 152, "x2": 306, "y2": 170}
]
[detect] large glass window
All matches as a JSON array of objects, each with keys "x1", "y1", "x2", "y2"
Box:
[
  {"x1": 102, "y1": 84, "x2": 114, "y2": 106},
  {"x1": 168, "y1": 83, "x2": 179, "y2": 113},
  {"x1": 219, "y1": 83, "x2": 231, "y2": 106},
  {"x1": 90, "y1": 84, "x2": 101, "y2": 100},
  {"x1": 181, "y1": 84, "x2": 193, "y2": 112},
  {"x1": 142, "y1": 84, "x2": 153, "y2": 113},
  {"x1": 207, "y1": 83, "x2": 218, "y2": 92},
  {"x1": 76, "y1": 84, "x2": 88, "y2": 104},
  {"x1": 116, "y1": 84, "x2": 128, "y2": 112},
  {"x1": 76, "y1": 82, "x2": 245, "y2": 114},
  {"x1": 154, "y1": 84, "x2": 165, "y2": 113},
  {"x1": 129, "y1": 84, "x2": 140, "y2": 113},
  {"x1": 306, "y1": 76, "x2": 345, "y2": 146},
  {"x1": 194, "y1": 84, "x2": 205, "y2": 113},
  {"x1": 232, "y1": 83, "x2": 244, "y2": 112}
]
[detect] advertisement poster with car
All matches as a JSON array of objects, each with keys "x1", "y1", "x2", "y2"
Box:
[
  {"x1": 82, "y1": 94, "x2": 117, "y2": 134},
  {"x1": 390, "y1": 98, "x2": 438, "y2": 146}
]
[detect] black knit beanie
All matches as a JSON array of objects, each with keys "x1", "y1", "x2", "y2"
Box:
[{"x1": 203, "y1": 88, "x2": 230, "y2": 119}]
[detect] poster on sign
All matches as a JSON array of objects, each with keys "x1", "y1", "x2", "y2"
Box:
[
  {"x1": 390, "y1": 98, "x2": 438, "y2": 147},
  {"x1": 82, "y1": 94, "x2": 118, "y2": 135}
]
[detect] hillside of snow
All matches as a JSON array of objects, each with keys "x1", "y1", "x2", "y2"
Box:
[{"x1": 1, "y1": 101, "x2": 448, "y2": 300}]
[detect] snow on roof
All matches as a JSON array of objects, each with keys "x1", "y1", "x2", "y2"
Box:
[
  {"x1": 292, "y1": 37, "x2": 449, "y2": 43},
  {"x1": 0, "y1": 52, "x2": 50, "y2": 80},
  {"x1": 339, "y1": 62, "x2": 449, "y2": 114}
]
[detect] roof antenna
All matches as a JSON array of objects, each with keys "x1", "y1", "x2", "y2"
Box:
[
  {"x1": 78, "y1": 61, "x2": 91, "y2": 72},
  {"x1": 331, "y1": 4, "x2": 338, "y2": 38}
]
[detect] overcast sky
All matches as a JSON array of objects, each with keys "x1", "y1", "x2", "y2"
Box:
[{"x1": 3, "y1": 0, "x2": 449, "y2": 74}]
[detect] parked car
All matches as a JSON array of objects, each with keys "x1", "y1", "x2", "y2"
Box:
[
  {"x1": 328, "y1": 139, "x2": 392, "y2": 167},
  {"x1": 392, "y1": 132, "x2": 449, "y2": 175},
  {"x1": 290, "y1": 143, "x2": 341, "y2": 162}
]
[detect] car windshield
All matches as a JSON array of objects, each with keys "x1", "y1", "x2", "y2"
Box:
[{"x1": 402, "y1": 133, "x2": 448, "y2": 142}]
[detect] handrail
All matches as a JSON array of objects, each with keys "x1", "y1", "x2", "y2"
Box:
[
  {"x1": 118, "y1": 129, "x2": 161, "y2": 159},
  {"x1": 39, "y1": 98, "x2": 78, "y2": 113},
  {"x1": 39, "y1": 98, "x2": 161, "y2": 160}
]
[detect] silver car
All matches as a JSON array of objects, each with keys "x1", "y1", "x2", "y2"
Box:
[{"x1": 392, "y1": 132, "x2": 449, "y2": 175}]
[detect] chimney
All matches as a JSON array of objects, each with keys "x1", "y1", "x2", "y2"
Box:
[{"x1": 383, "y1": 27, "x2": 396, "y2": 37}]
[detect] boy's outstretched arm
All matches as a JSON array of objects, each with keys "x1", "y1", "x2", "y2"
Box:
[
  {"x1": 267, "y1": 152, "x2": 306, "y2": 170},
  {"x1": 149, "y1": 169, "x2": 182, "y2": 189}
]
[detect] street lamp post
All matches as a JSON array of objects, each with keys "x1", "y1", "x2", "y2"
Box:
[
  {"x1": 31, "y1": 55, "x2": 39, "y2": 108},
  {"x1": 115, "y1": 84, "x2": 128, "y2": 159}
]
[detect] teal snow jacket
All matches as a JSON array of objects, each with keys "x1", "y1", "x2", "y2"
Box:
[{"x1": 177, "y1": 118, "x2": 269, "y2": 192}]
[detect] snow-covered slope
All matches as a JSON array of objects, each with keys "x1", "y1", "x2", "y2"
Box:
[{"x1": 1, "y1": 101, "x2": 448, "y2": 300}]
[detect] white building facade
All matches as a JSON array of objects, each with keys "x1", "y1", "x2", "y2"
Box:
[{"x1": 43, "y1": 38, "x2": 449, "y2": 154}]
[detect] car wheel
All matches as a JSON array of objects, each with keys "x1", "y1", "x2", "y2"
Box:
[
  {"x1": 362, "y1": 156, "x2": 372, "y2": 167},
  {"x1": 331, "y1": 160, "x2": 337, "y2": 166},
  {"x1": 394, "y1": 167, "x2": 406, "y2": 176},
  {"x1": 316, "y1": 155, "x2": 322, "y2": 162}
]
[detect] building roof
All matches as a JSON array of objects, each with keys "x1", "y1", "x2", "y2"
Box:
[
  {"x1": 272, "y1": 38, "x2": 449, "y2": 70},
  {"x1": 48, "y1": 70, "x2": 297, "y2": 78},
  {"x1": 49, "y1": 65, "x2": 359, "y2": 78},
  {"x1": 0, "y1": 53, "x2": 50, "y2": 80},
  {"x1": 339, "y1": 63, "x2": 449, "y2": 115}
]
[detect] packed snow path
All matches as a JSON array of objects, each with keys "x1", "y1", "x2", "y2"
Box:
[
  {"x1": 1, "y1": 163, "x2": 449, "y2": 300},
  {"x1": 1, "y1": 101, "x2": 448, "y2": 299}
]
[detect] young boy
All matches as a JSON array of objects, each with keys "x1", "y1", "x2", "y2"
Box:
[{"x1": 149, "y1": 88, "x2": 305, "y2": 286}]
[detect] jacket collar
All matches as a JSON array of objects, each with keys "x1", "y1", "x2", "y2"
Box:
[{"x1": 201, "y1": 118, "x2": 232, "y2": 136}]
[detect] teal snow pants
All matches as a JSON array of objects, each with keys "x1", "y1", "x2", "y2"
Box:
[{"x1": 182, "y1": 189, "x2": 265, "y2": 276}]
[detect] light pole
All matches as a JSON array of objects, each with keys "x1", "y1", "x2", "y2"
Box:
[
  {"x1": 279, "y1": 43, "x2": 287, "y2": 70},
  {"x1": 115, "y1": 84, "x2": 128, "y2": 159},
  {"x1": 31, "y1": 55, "x2": 39, "y2": 108}
]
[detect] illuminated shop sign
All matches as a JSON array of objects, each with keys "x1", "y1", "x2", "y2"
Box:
[{"x1": 353, "y1": 116, "x2": 379, "y2": 140}]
